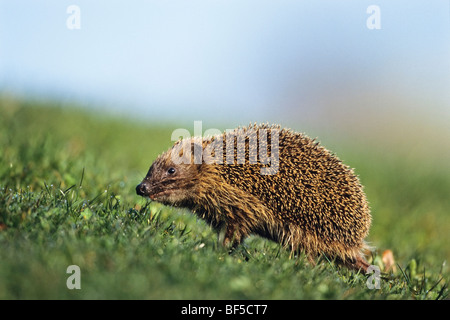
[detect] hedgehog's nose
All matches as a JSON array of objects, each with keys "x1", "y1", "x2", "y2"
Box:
[{"x1": 136, "y1": 182, "x2": 149, "y2": 197}]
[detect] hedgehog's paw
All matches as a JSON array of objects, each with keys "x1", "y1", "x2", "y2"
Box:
[
  {"x1": 343, "y1": 256, "x2": 371, "y2": 273},
  {"x1": 222, "y1": 223, "x2": 245, "y2": 250}
]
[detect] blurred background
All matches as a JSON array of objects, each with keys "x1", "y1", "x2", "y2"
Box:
[{"x1": 1, "y1": 0, "x2": 449, "y2": 132}]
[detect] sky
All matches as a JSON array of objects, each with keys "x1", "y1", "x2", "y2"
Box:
[{"x1": 0, "y1": 0, "x2": 449, "y2": 129}]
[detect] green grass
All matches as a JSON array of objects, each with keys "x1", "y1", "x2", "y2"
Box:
[{"x1": 0, "y1": 96, "x2": 448, "y2": 299}]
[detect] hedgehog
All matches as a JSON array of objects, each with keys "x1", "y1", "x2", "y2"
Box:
[{"x1": 136, "y1": 124, "x2": 372, "y2": 271}]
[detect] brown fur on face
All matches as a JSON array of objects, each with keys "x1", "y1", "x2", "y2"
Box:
[
  {"x1": 136, "y1": 141, "x2": 201, "y2": 206},
  {"x1": 137, "y1": 125, "x2": 372, "y2": 272}
]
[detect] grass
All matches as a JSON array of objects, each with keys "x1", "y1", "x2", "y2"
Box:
[{"x1": 0, "y1": 96, "x2": 448, "y2": 299}]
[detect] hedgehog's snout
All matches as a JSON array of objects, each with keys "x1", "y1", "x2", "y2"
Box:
[{"x1": 136, "y1": 181, "x2": 150, "y2": 197}]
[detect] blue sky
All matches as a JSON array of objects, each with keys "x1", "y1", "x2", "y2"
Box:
[{"x1": 1, "y1": 0, "x2": 449, "y2": 127}]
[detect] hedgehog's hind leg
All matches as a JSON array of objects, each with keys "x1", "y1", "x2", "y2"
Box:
[
  {"x1": 341, "y1": 255, "x2": 371, "y2": 273},
  {"x1": 350, "y1": 256, "x2": 371, "y2": 273}
]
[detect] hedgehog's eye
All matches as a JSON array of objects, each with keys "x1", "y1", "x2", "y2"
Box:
[{"x1": 167, "y1": 167, "x2": 176, "y2": 175}]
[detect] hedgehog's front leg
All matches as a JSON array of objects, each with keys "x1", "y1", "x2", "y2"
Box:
[
  {"x1": 221, "y1": 206, "x2": 252, "y2": 249},
  {"x1": 223, "y1": 222, "x2": 243, "y2": 249}
]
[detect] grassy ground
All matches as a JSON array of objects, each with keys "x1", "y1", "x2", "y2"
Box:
[{"x1": 0, "y1": 96, "x2": 448, "y2": 299}]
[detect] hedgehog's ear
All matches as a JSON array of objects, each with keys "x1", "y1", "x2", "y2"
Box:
[{"x1": 170, "y1": 140, "x2": 192, "y2": 165}]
